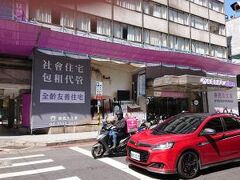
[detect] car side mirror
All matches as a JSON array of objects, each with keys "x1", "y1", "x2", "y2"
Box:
[{"x1": 201, "y1": 128, "x2": 216, "y2": 136}]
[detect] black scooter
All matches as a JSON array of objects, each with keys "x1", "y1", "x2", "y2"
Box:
[{"x1": 91, "y1": 121, "x2": 131, "y2": 159}]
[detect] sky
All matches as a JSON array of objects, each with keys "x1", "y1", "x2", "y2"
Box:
[{"x1": 225, "y1": 0, "x2": 239, "y2": 17}]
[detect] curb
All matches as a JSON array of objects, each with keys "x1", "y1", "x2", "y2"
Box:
[
  {"x1": 46, "y1": 138, "x2": 96, "y2": 146},
  {"x1": 0, "y1": 138, "x2": 97, "y2": 152}
]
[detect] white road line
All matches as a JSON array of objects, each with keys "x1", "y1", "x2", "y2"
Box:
[
  {"x1": 0, "y1": 159, "x2": 54, "y2": 169},
  {"x1": 0, "y1": 166, "x2": 65, "y2": 179},
  {"x1": 69, "y1": 147, "x2": 158, "y2": 180},
  {"x1": 57, "y1": 176, "x2": 81, "y2": 180},
  {"x1": 0, "y1": 154, "x2": 45, "y2": 161}
]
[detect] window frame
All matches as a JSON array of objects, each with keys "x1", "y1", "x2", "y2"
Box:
[
  {"x1": 222, "y1": 116, "x2": 240, "y2": 132},
  {"x1": 200, "y1": 117, "x2": 224, "y2": 135}
]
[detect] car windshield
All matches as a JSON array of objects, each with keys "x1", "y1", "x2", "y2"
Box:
[{"x1": 152, "y1": 114, "x2": 205, "y2": 135}]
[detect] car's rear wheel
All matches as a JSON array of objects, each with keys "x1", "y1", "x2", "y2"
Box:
[{"x1": 177, "y1": 151, "x2": 199, "y2": 179}]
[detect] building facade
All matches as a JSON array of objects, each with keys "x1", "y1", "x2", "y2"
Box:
[
  {"x1": 0, "y1": 0, "x2": 240, "y2": 132},
  {"x1": 226, "y1": 16, "x2": 240, "y2": 114}
]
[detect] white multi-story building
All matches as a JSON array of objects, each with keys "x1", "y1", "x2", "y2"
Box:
[
  {"x1": 226, "y1": 16, "x2": 240, "y2": 114},
  {"x1": 25, "y1": 0, "x2": 228, "y2": 59},
  {"x1": 226, "y1": 16, "x2": 240, "y2": 63}
]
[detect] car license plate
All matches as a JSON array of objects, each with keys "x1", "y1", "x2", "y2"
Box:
[{"x1": 130, "y1": 151, "x2": 140, "y2": 161}]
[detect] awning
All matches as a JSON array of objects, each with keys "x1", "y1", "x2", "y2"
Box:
[
  {"x1": 153, "y1": 75, "x2": 237, "y2": 92},
  {"x1": 1, "y1": 19, "x2": 240, "y2": 75}
]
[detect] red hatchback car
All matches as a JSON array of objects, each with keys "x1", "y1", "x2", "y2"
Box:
[{"x1": 126, "y1": 113, "x2": 240, "y2": 179}]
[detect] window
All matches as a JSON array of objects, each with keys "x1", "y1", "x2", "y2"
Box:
[
  {"x1": 35, "y1": 7, "x2": 51, "y2": 23},
  {"x1": 153, "y1": 114, "x2": 204, "y2": 134},
  {"x1": 115, "y1": 0, "x2": 142, "y2": 12},
  {"x1": 122, "y1": 25, "x2": 128, "y2": 39},
  {"x1": 210, "y1": 45, "x2": 227, "y2": 59},
  {"x1": 223, "y1": 117, "x2": 240, "y2": 131},
  {"x1": 97, "y1": 18, "x2": 111, "y2": 36},
  {"x1": 114, "y1": 22, "x2": 141, "y2": 42},
  {"x1": 169, "y1": 9, "x2": 189, "y2": 25},
  {"x1": 52, "y1": 8, "x2": 60, "y2": 25},
  {"x1": 203, "y1": 118, "x2": 223, "y2": 133},
  {"x1": 169, "y1": 35, "x2": 190, "y2": 52},
  {"x1": 76, "y1": 13, "x2": 91, "y2": 32},
  {"x1": 191, "y1": 15, "x2": 208, "y2": 31},
  {"x1": 61, "y1": 10, "x2": 74, "y2": 28},
  {"x1": 209, "y1": 21, "x2": 225, "y2": 35},
  {"x1": 190, "y1": 0, "x2": 208, "y2": 7},
  {"x1": 144, "y1": 30, "x2": 167, "y2": 47},
  {"x1": 143, "y1": 1, "x2": 167, "y2": 19},
  {"x1": 209, "y1": 0, "x2": 224, "y2": 13},
  {"x1": 128, "y1": 26, "x2": 141, "y2": 42},
  {"x1": 91, "y1": 17, "x2": 97, "y2": 33},
  {"x1": 192, "y1": 40, "x2": 209, "y2": 55}
]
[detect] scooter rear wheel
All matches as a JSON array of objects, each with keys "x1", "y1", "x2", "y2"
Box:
[{"x1": 91, "y1": 143, "x2": 105, "y2": 159}]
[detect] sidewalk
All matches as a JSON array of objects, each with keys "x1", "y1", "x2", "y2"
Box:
[{"x1": 0, "y1": 126, "x2": 99, "y2": 152}]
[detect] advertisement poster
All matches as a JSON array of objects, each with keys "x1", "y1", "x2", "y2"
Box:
[
  {"x1": 208, "y1": 88, "x2": 239, "y2": 115},
  {"x1": 31, "y1": 50, "x2": 91, "y2": 129}
]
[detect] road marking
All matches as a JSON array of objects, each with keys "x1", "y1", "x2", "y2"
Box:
[
  {"x1": 0, "y1": 166, "x2": 65, "y2": 179},
  {"x1": 69, "y1": 147, "x2": 158, "y2": 180},
  {"x1": 0, "y1": 159, "x2": 54, "y2": 169},
  {"x1": 57, "y1": 176, "x2": 81, "y2": 180},
  {"x1": 0, "y1": 154, "x2": 45, "y2": 161}
]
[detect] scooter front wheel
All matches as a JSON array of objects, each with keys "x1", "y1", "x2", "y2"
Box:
[{"x1": 91, "y1": 143, "x2": 105, "y2": 159}]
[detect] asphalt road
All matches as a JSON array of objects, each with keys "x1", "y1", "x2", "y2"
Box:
[{"x1": 0, "y1": 143, "x2": 239, "y2": 180}]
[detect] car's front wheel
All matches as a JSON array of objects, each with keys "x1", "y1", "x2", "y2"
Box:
[{"x1": 177, "y1": 151, "x2": 199, "y2": 179}]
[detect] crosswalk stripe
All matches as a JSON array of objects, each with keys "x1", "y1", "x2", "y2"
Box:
[
  {"x1": 0, "y1": 154, "x2": 45, "y2": 161},
  {"x1": 69, "y1": 147, "x2": 158, "y2": 180},
  {"x1": 57, "y1": 176, "x2": 81, "y2": 180},
  {"x1": 0, "y1": 166, "x2": 65, "y2": 179},
  {"x1": 0, "y1": 159, "x2": 54, "y2": 169}
]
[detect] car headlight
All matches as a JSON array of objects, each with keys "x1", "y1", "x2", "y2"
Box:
[{"x1": 151, "y1": 142, "x2": 175, "y2": 151}]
